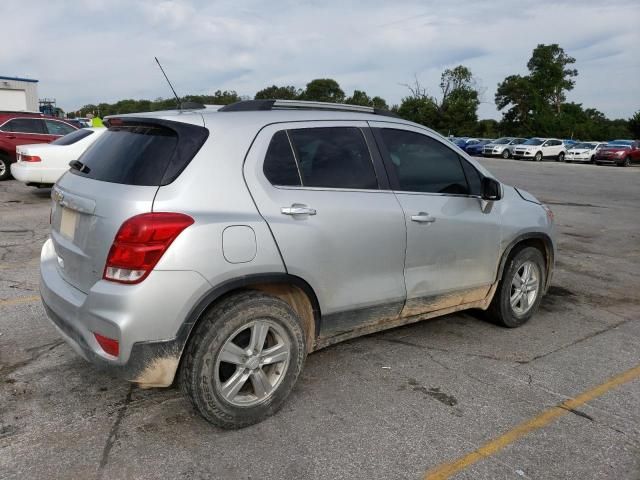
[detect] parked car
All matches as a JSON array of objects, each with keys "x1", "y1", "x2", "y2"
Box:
[
  {"x1": 482, "y1": 137, "x2": 528, "y2": 159},
  {"x1": 453, "y1": 137, "x2": 480, "y2": 150},
  {"x1": 562, "y1": 139, "x2": 579, "y2": 150},
  {"x1": 65, "y1": 118, "x2": 91, "y2": 129},
  {"x1": 0, "y1": 111, "x2": 78, "y2": 180},
  {"x1": 565, "y1": 142, "x2": 607, "y2": 163},
  {"x1": 40, "y1": 100, "x2": 556, "y2": 429},
  {"x1": 594, "y1": 140, "x2": 640, "y2": 167},
  {"x1": 11, "y1": 128, "x2": 105, "y2": 187},
  {"x1": 512, "y1": 138, "x2": 566, "y2": 161},
  {"x1": 465, "y1": 139, "x2": 493, "y2": 156}
]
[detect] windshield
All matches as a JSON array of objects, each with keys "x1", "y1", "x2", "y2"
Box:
[
  {"x1": 573, "y1": 142, "x2": 596, "y2": 149},
  {"x1": 51, "y1": 128, "x2": 94, "y2": 146},
  {"x1": 494, "y1": 138, "x2": 511, "y2": 144},
  {"x1": 523, "y1": 138, "x2": 543, "y2": 146},
  {"x1": 611, "y1": 140, "x2": 633, "y2": 145}
]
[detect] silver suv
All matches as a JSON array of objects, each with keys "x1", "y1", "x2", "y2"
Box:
[{"x1": 40, "y1": 100, "x2": 556, "y2": 428}]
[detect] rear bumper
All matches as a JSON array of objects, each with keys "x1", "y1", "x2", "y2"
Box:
[
  {"x1": 39, "y1": 238, "x2": 211, "y2": 386},
  {"x1": 11, "y1": 162, "x2": 63, "y2": 185}
]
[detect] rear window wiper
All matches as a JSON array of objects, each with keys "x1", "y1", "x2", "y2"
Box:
[{"x1": 69, "y1": 160, "x2": 91, "y2": 174}]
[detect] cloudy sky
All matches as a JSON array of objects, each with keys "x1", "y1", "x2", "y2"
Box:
[{"x1": 1, "y1": 0, "x2": 638, "y2": 119}]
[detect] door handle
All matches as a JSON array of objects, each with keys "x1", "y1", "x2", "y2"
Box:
[
  {"x1": 411, "y1": 212, "x2": 436, "y2": 223},
  {"x1": 281, "y1": 204, "x2": 317, "y2": 216}
]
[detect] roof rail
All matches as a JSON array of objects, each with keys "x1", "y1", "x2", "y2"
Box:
[{"x1": 218, "y1": 99, "x2": 399, "y2": 118}]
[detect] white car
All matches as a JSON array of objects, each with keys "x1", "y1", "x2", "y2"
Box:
[
  {"x1": 11, "y1": 128, "x2": 105, "y2": 186},
  {"x1": 565, "y1": 142, "x2": 607, "y2": 163},
  {"x1": 512, "y1": 138, "x2": 567, "y2": 162}
]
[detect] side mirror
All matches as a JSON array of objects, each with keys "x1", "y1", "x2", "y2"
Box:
[{"x1": 481, "y1": 177, "x2": 502, "y2": 201}]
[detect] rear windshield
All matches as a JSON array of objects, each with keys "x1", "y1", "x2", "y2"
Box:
[
  {"x1": 52, "y1": 128, "x2": 94, "y2": 146},
  {"x1": 70, "y1": 120, "x2": 208, "y2": 186}
]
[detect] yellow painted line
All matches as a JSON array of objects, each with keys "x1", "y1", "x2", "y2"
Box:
[
  {"x1": 0, "y1": 295, "x2": 41, "y2": 307},
  {"x1": 424, "y1": 364, "x2": 640, "y2": 480}
]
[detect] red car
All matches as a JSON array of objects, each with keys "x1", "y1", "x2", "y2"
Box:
[
  {"x1": 0, "y1": 111, "x2": 78, "y2": 180},
  {"x1": 594, "y1": 140, "x2": 640, "y2": 167}
]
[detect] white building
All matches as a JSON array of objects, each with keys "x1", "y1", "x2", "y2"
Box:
[{"x1": 0, "y1": 76, "x2": 39, "y2": 111}]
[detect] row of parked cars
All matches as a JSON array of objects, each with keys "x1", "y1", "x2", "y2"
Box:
[
  {"x1": 0, "y1": 110, "x2": 105, "y2": 184},
  {"x1": 452, "y1": 136, "x2": 640, "y2": 167}
]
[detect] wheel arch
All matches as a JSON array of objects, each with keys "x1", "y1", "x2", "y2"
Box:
[
  {"x1": 176, "y1": 273, "x2": 322, "y2": 359},
  {"x1": 496, "y1": 233, "x2": 554, "y2": 292}
]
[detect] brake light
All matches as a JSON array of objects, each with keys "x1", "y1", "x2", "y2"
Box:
[
  {"x1": 103, "y1": 212, "x2": 194, "y2": 284},
  {"x1": 94, "y1": 332, "x2": 119, "y2": 357},
  {"x1": 21, "y1": 155, "x2": 41, "y2": 162}
]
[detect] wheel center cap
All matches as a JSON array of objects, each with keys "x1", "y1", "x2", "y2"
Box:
[{"x1": 246, "y1": 356, "x2": 260, "y2": 370}]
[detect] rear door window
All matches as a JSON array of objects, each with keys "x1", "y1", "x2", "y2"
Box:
[
  {"x1": 70, "y1": 120, "x2": 208, "y2": 186},
  {"x1": 45, "y1": 120, "x2": 76, "y2": 136},
  {"x1": 288, "y1": 127, "x2": 378, "y2": 189}
]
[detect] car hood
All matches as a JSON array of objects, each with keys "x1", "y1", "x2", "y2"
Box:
[
  {"x1": 600, "y1": 147, "x2": 629, "y2": 153},
  {"x1": 514, "y1": 187, "x2": 542, "y2": 205}
]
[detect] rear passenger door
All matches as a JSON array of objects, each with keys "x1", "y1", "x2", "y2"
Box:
[
  {"x1": 244, "y1": 121, "x2": 407, "y2": 337},
  {"x1": 370, "y1": 122, "x2": 501, "y2": 316},
  {"x1": 0, "y1": 118, "x2": 48, "y2": 159}
]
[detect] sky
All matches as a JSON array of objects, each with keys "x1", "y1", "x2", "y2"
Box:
[{"x1": 1, "y1": 0, "x2": 638, "y2": 120}]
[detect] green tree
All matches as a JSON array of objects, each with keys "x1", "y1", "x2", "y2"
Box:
[
  {"x1": 254, "y1": 85, "x2": 300, "y2": 100},
  {"x1": 301, "y1": 78, "x2": 345, "y2": 103},
  {"x1": 527, "y1": 44, "x2": 578, "y2": 114},
  {"x1": 628, "y1": 111, "x2": 640, "y2": 138},
  {"x1": 345, "y1": 90, "x2": 389, "y2": 110}
]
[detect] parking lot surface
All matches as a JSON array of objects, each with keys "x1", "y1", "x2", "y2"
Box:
[{"x1": 1, "y1": 158, "x2": 639, "y2": 480}]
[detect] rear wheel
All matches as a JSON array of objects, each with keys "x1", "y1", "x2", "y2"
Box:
[
  {"x1": 0, "y1": 154, "x2": 10, "y2": 181},
  {"x1": 489, "y1": 247, "x2": 546, "y2": 328},
  {"x1": 180, "y1": 291, "x2": 306, "y2": 429},
  {"x1": 502, "y1": 149, "x2": 510, "y2": 159},
  {"x1": 534, "y1": 152, "x2": 543, "y2": 162},
  {"x1": 557, "y1": 152, "x2": 565, "y2": 162}
]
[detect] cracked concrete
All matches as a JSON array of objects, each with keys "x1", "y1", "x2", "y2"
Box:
[{"x1": 0, "y1": 160, "x2": 639, "y2": 479}]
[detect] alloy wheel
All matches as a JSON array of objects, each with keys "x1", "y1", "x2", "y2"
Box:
[
  {"x1": 510, "y1": 261, "x2": 540, "y2": 316},
  {"x1": 214, "y1": 319, "x2": 291, "y2": 407}
]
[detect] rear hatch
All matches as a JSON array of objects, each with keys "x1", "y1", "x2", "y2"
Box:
[{"x1": 50, "y1": 117, "x2": 208, "y2": 293}]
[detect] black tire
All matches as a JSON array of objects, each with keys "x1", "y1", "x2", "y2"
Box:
[
  {"x1": 623, "y1": 156, "x2": 631, "y2": 167},
  {"x1": 502, "y1": 149, "x2": 510, "y2": 159},
  {"x1": 557, "y1": 152, "x2": 565, "y2": 162},
  {"x1": 180, "y1": 291, "x2": 307, "y2": 429},
  {"x1": 488, "y1": 247, "x2": 546, "y2": 328},
  {"x1": 590, "y1": 155, "x2": 595, "y2": 164},
  {"x1": 0, "y1": 154, "x2": 11, "y2": 181},
  {"x1": 534, "y1": 151, "x2": 543, "y2": 162}
]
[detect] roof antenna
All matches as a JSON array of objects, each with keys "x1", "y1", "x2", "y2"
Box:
[{"x1": 154, "y1": 57, "x2": 204, "y2": 110}]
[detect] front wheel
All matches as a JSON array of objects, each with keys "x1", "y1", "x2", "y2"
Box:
[
  {"x1": 0, "y1": 155, "x2": 11, "y2": 181},
  {"x1": 557, "y1": 152, "x2": 565, "y2": 162},
  {"x1": 534, "y1": 152, "x2": 543, "y2": 162},
  {"x1": 623, "y1": 156, "x2": 631, "y2": 167},
  {"x1": 180, "y1": 291, "x2": 307, "y2": 429},
  {"x1": 488, "y1": 247, "x2": 546, "y2": 328}
]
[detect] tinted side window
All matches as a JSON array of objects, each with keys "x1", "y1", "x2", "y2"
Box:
[
  {"x1": 263, "y1": 131, "x2": 300, "y2": 186},
  {"x1": 379, "y1": 129, "x2": 469, "y2": 194},
  {"x1": 45, "y1": 120, "x2": 76, "y2": 135},
  {"x1": 2, "y1": 118, "x2": 45, "y2": 134},
  {"x1": 461, "y1": 160, "x2": 482, "y2": 196},
  {"x1": 288, "y1": 127, "x2": 378, "y2": 189}
]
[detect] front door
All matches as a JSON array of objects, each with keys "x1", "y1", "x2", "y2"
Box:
[
  {"x1": 244, "y1": 121, "x2": 407, "y2": 337},
  {"x1": 0, "y1": 118, "x2": 50, "y2": 160},
  {"x1": 370, "y1": 122, "x2": 502, "y2": 317}
]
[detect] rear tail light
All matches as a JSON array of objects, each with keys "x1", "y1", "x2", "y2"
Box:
[
  {"x1": 21, "y1": 155, "x2": 42, "y2": 162},
  {"x1": 103, "y1": 212, "x2": 194, "y2": 284},
  {"x1": 94, "y1": 332, "x2": 119, "y2": 357}
]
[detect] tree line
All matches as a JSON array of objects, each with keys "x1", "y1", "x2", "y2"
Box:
[{"x1": 72, "y1": 44, "x2": 639, "y2": 140}]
